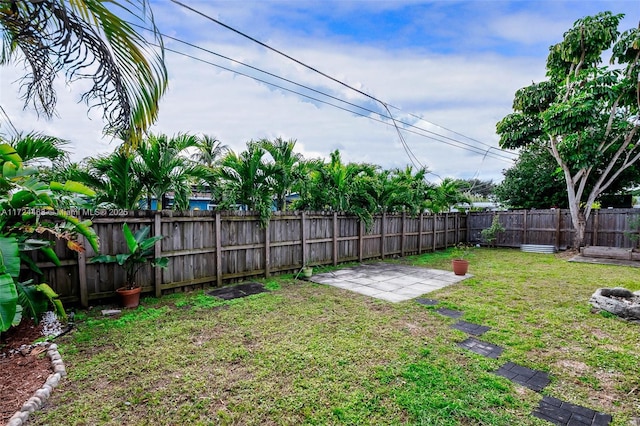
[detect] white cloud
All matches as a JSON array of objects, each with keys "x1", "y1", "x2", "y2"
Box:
[{"x1": 2, "y1": 1, "x2": 635, "y2": 184}]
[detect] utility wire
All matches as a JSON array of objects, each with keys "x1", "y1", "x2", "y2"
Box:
[
  {"x1": 170, "y1": 0, "x2": 427, "y2": 168},
  {"x1": 159, "y1": 44, "x2": 514, "y2": 163},
  {"x1": 132, "y1": 22, "x2": 516, "y2": 162},
  {"x1": 391, "y1": 106, "x2": 514, "y2": 156},
  {"x1": 168, "y1": 0, "x2": 518, "y2": 162}
]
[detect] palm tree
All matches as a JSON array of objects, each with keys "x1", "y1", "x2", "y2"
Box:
[
  {"x1": 191, "y1": 135, "x2": 229, "y2": 168},
  {"x1": 71, "y1": 150, "x2": 144, "y2": 210},
  {"x1": 375, "y1": 166, "x2": 432, "y2": 215},
  {"x1": 427, "y1": 178, "x2": 470, "y2": 213},
  {"x1": 261, "y1": 137, "x2": 304, "y2": 211},
  {"x1": 136, "y1": 134, "x2": 203, "y2": 210},
  {"x1": 217, "y1": 141, "x2": 275, "y2": 215},
  {"x1": 1, "y1": 0, "x2": 167, "y2": 145},
  {"x1": 6, "y1": 132, "x2": 69, "y2": 167},
  {"x1": 295, "y1": 150, "x2": 377, "y2": 225},
  {"x1": 191, "y1": 135, "x2": 228, "y2": 205}
]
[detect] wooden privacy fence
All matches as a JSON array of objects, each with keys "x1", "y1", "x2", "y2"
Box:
[
  {"x1": 468, "y1": 208, "x2": 640, "y2": 249},
  {"x1": 33, "y1": 210, "x2": 468, "y2": 306}
]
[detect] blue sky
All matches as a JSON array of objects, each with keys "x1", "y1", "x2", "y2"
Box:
[{"x1": 1, "y1": 0, "x2": 638, "y2": 183}]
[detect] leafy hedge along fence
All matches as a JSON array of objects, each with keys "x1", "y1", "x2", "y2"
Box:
[
  {"x1": 468, "y1": 208, "x2": 640, "y2": 249},
  {"x1": 29, "y1": 210, "x2": 468, "y2": 307}
]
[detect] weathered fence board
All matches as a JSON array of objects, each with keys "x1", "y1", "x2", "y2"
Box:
[
  {"x1": 468, "y1": 209, "x2": 640, "y2": 249},
  {"x1": 26, "y1": 210, "x2": 467, "y2": 306}
]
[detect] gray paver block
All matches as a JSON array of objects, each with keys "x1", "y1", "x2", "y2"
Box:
[
  {"x1": 494, "y1": 362, "x2": 550, "y2": 392},
  {"x1": 436, "y1": 308, "x2": 464, "y2": 319},
  {"x1": 394, "y1": 286, "x2": 427, "y2": 297},
  {"x1": 349, "y1": 285, "x2": 383, "y2": 297},
  {"x1": 368, "y1": 281, "x2": 405, "y2": 292},
  {"x1": 406, "y1": 283, "x2": 442, "y2": 293},
  {"x1": 375, "y1": 292, "x2": 411, "y2": 302},
  {"x1": 415, "y1": 298, "x2": 439, "y2": 306},
  {"x1": 451, "y1": 320, "x2": 491, "y2": 336},
  {"x1": 458, "y1": 337, "x2": 503, "y2": 359},
  {"x1": 532, "y1": 396, "x2": 612, "y2": 426}
]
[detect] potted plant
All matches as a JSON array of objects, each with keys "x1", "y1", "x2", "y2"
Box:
[
  {"x1": 301, "y1": 266, "x2": 313, "y2": 278},
  {"x1": 450, "y1": 242, "x2": 473, "y2": 276},
  {"x1": 91, "y1": 223, "x2": 168, "y2": 308}
]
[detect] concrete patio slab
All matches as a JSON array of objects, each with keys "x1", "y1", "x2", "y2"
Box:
[{"x1": 308, "y1": 262, "x2": 471, "y2": 302}]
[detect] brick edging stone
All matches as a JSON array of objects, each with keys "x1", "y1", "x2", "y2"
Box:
[{"x1": 6, "y1": 343, "x2": 66, "y2": 426}]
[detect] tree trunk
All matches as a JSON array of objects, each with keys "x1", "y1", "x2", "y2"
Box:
[{"x1": 573, "y1": 213, "x2": 587, "y2": 249}]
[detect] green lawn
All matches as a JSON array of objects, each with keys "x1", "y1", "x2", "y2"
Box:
[{"x1": 31, "y1": 248, "x2": 640, "y2": 425}]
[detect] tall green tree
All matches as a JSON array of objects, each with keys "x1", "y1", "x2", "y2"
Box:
[
  {"x1": 7, "y1": 132, "x2": 69, "y2": 166},
  {"x1": 494, "y1": 145, "x2": 568, "y2": 209},
  {"x1": 426, "y1": 178, "x2": 470, "y2": 213},
  {"x1": 217, "y1": 141, "x2": 275, "y2": 218},
  {"x1": 497, "y1": 12, "x2": 640, "y2": 248},
  {"x1": 71, "y1": 150, "x2": 145, "y2": 210},
  {"x1": 295, "y1": 150, "x2": 378, "y2": 226},
  {"x1": 191, "y1": 135, "x2": 229, "y2": 168},
  {"x1": 136, "y1": 133, "x2": 203, "y2": 210},
  {"x1": 190, "y1": 135, "x2": 228, "y2": 205},
  {"x1": 373, "y1": 166, "x2": 432, "y2": 215},
  {"x1": 261, "y1": 137, "x2": 304, "y2": 211},
  {"x1": 0, "y1": 0, "x2": 167, "y2": 145}
]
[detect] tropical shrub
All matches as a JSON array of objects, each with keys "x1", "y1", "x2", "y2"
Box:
[{"x1": 0, "y1": 143, "x2": 99, "y2": 332}]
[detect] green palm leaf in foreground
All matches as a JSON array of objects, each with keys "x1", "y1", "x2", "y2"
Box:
[{"x1": 0, "y1": 0, "x2": 167, "y2": 145}]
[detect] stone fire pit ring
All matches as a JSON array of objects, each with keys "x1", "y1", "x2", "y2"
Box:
[{"x1": 589, "y1": 287, "x2": 640, "y2": 321}]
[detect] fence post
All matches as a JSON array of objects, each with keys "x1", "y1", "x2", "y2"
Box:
[
  {"x1": 264, "y1": 219, "x2": 270, "y2": 278},
  {"x1": 418, "y1": 213, "x2": 423, "y2": 254},
  {"x1": 77, "y1": 235, "x2": 89, "y2": 308},
  {"x1": 301, "y1": 211, "x2": 307, "y2": 266},
  {"x1": 358, "y1": 219, "x2": 364, "y2": 262},
  {"x1": 380, "y1": 212, "x2": 386, "y2": 259},
  {"x1": 333, "y1": 212, "x2": 338, "y2": 266},
  {"x1": 444, "y1": 213, "x2": 449, "y2": 248},
  {"x1": 432, "y1": 214, "x2": 437, "y2": 252},
  {"x1": 455, "y1": 213, "x2": 460, "y2": 244},
  {"x1": 523, "y1": 210, "x2": 528, "y2": 245},
  {"x1": 215, "y1": 212, "x2": 222, "y2": 287},
  {"x1": 592, "y1": 209, "x2": 599, "y2": 246},
  {"x1": 154, "y1": 211, "x2": 162, "y2": 298},
  {"x1": 401, "y1": 212, "x2": 406, "y2": 257},
  {"x1": 555, "y1": 209, "x2": 562, "y2": 249}
]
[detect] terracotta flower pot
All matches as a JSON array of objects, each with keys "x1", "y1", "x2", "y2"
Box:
[
  {"x1": 116, "y1": 286, "x2": 142, "y2": 308},
  {"x1": 452, "y1": 259, "x2": 469, "y2": 276}
]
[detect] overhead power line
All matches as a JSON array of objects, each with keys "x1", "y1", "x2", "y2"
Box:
[
  {"x1": 164, "y1": 1, "x2": 518, "y2": 166},
  {"x1": 168, "y1": 0, "x2": 430, "y2": 169},
  {"x1": 158, "y1": 43, "x2": 514, "y2": 163},
  {"x1": 132, "y1": 22, "x2": 516, "y2": 164}
]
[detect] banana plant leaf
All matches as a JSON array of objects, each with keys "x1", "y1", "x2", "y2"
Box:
[
  {"x1": 50, "y1": 180, "x2": 96, "y2": 197},
  {"x1": 0, "y1": 143, "x2": 22, "y2": 168},
  {"x1": 0, "y1": 272, "x2": 18, "y2": 332},
  {"x1": 56, "y1": 212, "x2": 99, "y2": 253},
  {"x1": 19, "y1": 253, "x2": 43, "y2": 275},
  {"x1": 17, "y1": 283, "x2": 48, "y2": 324},
  {"x1": 36, "y1": 283, "x2": 66, "y2": 320},
  {"x1": 0, "y1": 236, "x2": 21, "y2": 278}
]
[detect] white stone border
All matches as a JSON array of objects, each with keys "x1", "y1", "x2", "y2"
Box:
[{"x1": 6, "y1": 343, "x2": 66, "y2": 426}]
